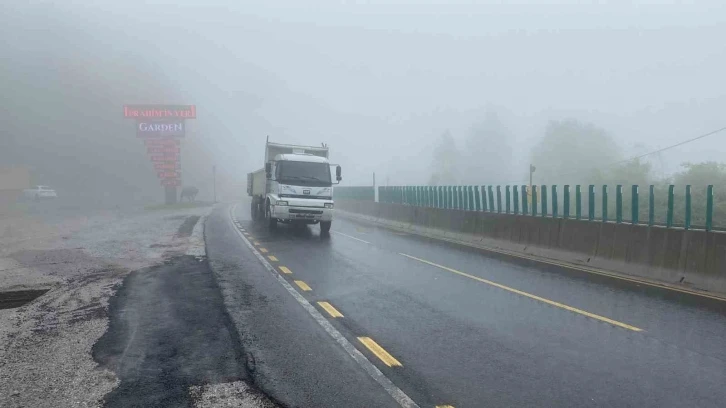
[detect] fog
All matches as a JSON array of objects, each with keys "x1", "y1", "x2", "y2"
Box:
[{"x1": 2, "y1": 1, "x2": 725, "y2": 204}]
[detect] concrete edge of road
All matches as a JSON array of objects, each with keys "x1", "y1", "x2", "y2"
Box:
[
  {"x1": 335, "y1": 209, "x2": 726, "y2": 303},
  {"x1": 185, "y1": 214, "x2": 207, "y2": 257},
  {"x1": 227, "y1": 204, "x2": 420, "y2": 408}
]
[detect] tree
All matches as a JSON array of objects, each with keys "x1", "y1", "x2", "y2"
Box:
[
  {"x1": 461, "y1": 111, "x2": 513, "y2": 185},
  {"x1": 530, "y1": 119, "x2": 621, "y2": 185},
  {"x1": 428, "y1": 131, "x2": 461, "y2": 185},
  {"x1": 671, "y1": 162, "x2": 726, "y2": 227}
]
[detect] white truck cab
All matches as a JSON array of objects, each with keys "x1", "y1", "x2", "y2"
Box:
[{"x1": 248, "y1": 140, "x2": 341, "y2": 233}]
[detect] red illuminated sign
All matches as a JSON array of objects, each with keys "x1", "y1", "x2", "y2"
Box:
[
  {"x1": 145, "y1": 139, "x2": 180, "y2": 147},
  {"x1": 154, "y1": 162, "x2": 180, "y2": 170},
  {"x1": 151, "y1": 154, "x2": 179, "y2": 162},
  {"x1": 147, "y1": 147, "x2": 181, "y2": 154},
  {"x1": 158, "y1": 171, "x2": 180, "y2": 179},
  {"x1": 124, "y1": 105, "x2": 196, "y2": 119},
  {"x1": 161, "y1": 179, "x2": 181, "y2": 187}
]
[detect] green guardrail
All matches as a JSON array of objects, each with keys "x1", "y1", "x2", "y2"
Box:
[{"x1": 346, "y1": 184, "x2": 720, "y2": 231}]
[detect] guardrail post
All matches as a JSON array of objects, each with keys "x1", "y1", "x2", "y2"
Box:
[
  {"x1": 495, "y1": 186, "x2": 502, "y2": 213},
  {"x1": 471, "y1": 186, "x2": 476, "y2": 211},
  {"x1": 631, "y1": 185, "x2": 639, "y2": 224},
  {"x1": 588, "y1": 185, "x2": 595, "y2": 221},
  {"x1": 706, "y1": 185, "x2": 714, "y2": 231},
  {"x1": 540, "y1": 185, "x2": 548, "y2": 217},
  {"x1": 459, "y1": 186, "x2": 465, "y2": 210},
  {"x1": 428, "y1": 186, "x2": 433, "y2": 208},
  {"x1": 648, "y1": 185, "x2": 654, "y2": 226},
  {"x1": 513, "y1": 186, "x2": 520, "y2": 214},
  {"x1": 576, "y1": 185, "x2": 582, "y2": 220},
  {"x1": 563, "y1": 185, "x2": 570, "y2": 219},
  {"x1": 685, "y1": 185, "x2": 692, "y2": 230},
  {"x1": 521, "y1": 185, "x2": 528, "y2": 214},
  {"x1": 532, "y1": 185, "x2": 538, "y2": 216},
  {"x1": 552, "y1": 185, "x2": 559, "y2": 218},
  {"x1": 616, "y1": 184, "x2": 623, "y2": 223},
  {"x1": 488, "y1": 186, "x2": 495, "y2": 213},
  {"x1": 602, "y1": 185, "x2": 608, "y2": 222},
  {"x1": 667, "y1": 185, "x2": 674, "y2": 228},
  {"x1": 481, "y1": 186, "x2": 488, "y2": 211},
  {"x1": 505, "y1": 186, "x2": 511, "y2": 214},
  {"x1": 475, "y1": 186, "x2": 482, "y2": 211}
]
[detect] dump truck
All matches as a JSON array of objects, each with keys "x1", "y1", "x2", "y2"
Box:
[{"x1": 247, "y1": 139, "x2": 341, "y2": 233}]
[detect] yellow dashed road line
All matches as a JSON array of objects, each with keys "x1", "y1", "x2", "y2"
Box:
[
  {"x1": 358, "y1": 337, "x2": 402, "y2": 367},
  {"x1": 399, "y1": 253, "x2": 643, "y2": 332},
  {"x1": 317, "y1": 301, "x2": 344, "y2": 318},
  {"x1": 279, "y1": 266, "x2": 292, "y2": 274},
  {"x1": 259, "y1": 248, "x2": 268, "y2": 253},
  {"x1": 253, "y1": 241, "x2": 260, "y2": 246},
  {"x1": 436, "y1": 405, "x2": 455, "y2": 408},
  {"x1": 294, "y1": 280, "x2": 312, "y2": 291},
  {"x1": 268, "y1": 256, "x2": 279, "y2": 262}
]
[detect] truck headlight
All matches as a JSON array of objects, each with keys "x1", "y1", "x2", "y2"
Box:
[
  {"x1": 277, "y1": 200, "x2": 288, "y2": 206},
  {"x1": 324, "y1": 203, "x2": 334, "y2": 209}
]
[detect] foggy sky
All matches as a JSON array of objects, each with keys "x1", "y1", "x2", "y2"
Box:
[{"x1": 3, "y1": 1, "x2": 726, "y2": 192}]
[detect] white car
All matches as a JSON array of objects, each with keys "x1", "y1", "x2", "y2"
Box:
[{"x1": 23, "y1": 185, "x2": 58, "y2": 200}]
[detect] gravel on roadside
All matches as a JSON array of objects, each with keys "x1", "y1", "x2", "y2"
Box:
[{"x1": 0, "y1": 206, "x2": 212, "y2": 408}]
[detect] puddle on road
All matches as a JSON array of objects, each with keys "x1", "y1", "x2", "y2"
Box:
[{"x1": 0, "y1": 289, "x2": 49, "y2": 310}]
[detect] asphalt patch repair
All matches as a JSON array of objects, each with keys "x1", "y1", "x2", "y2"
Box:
[{"x1": 93, "y1": 255, "x2": 279, "y2": 407}]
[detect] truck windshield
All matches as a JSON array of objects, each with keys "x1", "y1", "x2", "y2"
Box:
[{"x1": 277, "y1": 161, "x2": 332, "y2": 187}]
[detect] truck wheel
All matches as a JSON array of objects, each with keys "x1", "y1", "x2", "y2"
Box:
[
  {"x1": 251, "y1": 199, "x2": 261, "y2": 221},
  {"x1": 266, "y1": 203, "x2": 277, "y2": 229},
  {"x1": 320, "y1": 221, "x2": 331, "y2": 234}
]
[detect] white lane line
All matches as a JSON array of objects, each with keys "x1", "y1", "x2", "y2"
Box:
[
  {"x1": 331, "y1": 230, "x2": 371, "y2": 244},
  {"x1": 228, "y1": 205, "x2": 418, "y2": 408}
]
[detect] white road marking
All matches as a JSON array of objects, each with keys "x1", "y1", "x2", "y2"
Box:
[
  {"x1": 331, "y1": 230, "x2": 371, "y2": 244},
  {"x1": 228, "y1": 205, "x2": 418, "y2": 408}
]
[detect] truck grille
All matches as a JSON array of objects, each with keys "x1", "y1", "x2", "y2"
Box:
[{"x1": 289, "y1": 209, "x2": 323, "y2": 215}]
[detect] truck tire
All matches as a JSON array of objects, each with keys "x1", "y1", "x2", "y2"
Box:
[
  {"x1": 251, "y1": 199, "x2": 258, "y2": 221},
  {"x1": 320, "y1": 221, "x2": 331, "y2": 234},
  {"x1": 266, "y1": 202, "x2": 277, "y2": 229}
]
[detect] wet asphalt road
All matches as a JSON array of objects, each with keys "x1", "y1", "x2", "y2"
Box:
[{"x1": 209, "y1": 203, "x2": 726, "y2": 407}]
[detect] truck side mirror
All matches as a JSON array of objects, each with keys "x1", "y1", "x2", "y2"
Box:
[
  {"x1": 336, "y1": 165, "x2": 342, "y2": 181},
  {"x1": 265, "y1": 162, "x2": 272, "y2": 179}
]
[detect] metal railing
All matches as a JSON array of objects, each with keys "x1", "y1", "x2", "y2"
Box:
[{"x1": 344, "y1": 184, "x2": 720, "y2": 231}]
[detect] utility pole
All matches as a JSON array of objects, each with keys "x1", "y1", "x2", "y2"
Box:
[{"x1": 213, "y1": 165, "x2": 217, "y2": 203}]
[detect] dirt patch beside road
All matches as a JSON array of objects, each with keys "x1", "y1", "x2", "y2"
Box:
[{"x1": 0, "y1": 206, "x2": 211, "y2": 408}]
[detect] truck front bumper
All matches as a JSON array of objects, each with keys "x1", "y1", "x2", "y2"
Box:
[{"x1": 271, "y1": 205, "x2": 333, "y2": 222}]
